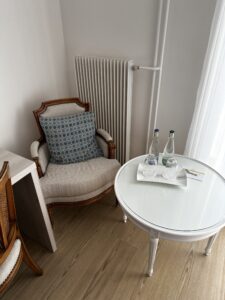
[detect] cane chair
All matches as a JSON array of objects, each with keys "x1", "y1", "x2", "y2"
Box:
[
  {"x1": 30, "y1": 98, "x2": 120, "y2": 212},
  {"x1": 0, "y1": 162, "x2": 43, "y2": 295}
]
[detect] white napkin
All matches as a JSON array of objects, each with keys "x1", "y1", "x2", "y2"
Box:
[{"x1": 186, "y1": 170, "x2": 205, "y2": 181}]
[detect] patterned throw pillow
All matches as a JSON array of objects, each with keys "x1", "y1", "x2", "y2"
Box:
[{"x1": 39, "y1": 112, "x2": 103, "y2": 164}]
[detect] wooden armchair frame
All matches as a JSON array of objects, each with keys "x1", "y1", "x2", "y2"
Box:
[{"x1": 0, "y1": 162, "x2": 42, "y2": 295}]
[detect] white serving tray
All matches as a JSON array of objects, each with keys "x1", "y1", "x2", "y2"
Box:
[{"x1": 137, "y1": 163, "x2": 187, "y2": 187}]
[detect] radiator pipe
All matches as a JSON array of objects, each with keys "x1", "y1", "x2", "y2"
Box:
[
  {"x1": 145, "y1": 0, "x2": 171, "y2": 152},
  {"x1": 132, "y1": 65, "x2": 161, "y2": 71}
]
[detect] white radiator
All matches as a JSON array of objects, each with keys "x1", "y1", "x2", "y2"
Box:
[{"x1": 74, "y1": 56, "x2": 133, "y2": 164}]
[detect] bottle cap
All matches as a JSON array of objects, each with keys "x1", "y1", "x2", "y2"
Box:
[
  {"x1": 154, "y1": 128, "x2": 159, "y2": 132},
  {"x1": 169, "y1": 130, "x2": 175, "y2": 133}
]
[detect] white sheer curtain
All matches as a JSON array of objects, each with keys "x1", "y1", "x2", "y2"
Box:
[{"x1": 185, "y1": 0, "x2": 225, "y2": 178}]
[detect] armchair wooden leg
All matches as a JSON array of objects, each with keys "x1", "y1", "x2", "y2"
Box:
[{"x1": 19, "y1": 233, "x2": 43, "y2": 276}]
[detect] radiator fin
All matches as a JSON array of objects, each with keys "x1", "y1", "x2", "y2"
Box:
[{"x1": 75, "y1": 56, "x2": 133, "y2": 164}]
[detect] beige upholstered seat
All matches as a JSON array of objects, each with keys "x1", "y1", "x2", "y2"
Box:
[
  {"x1": 0, "y1": 240, "x2": 21, "y2": 286},
  {"x1": 30, "y1": 98, "x2": 121, "y2": 209},
  {"x1": 41, "y1": 157, "x2": 120, "y2": 204}
]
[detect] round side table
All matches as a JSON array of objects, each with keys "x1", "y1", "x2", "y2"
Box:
[{"x1": 115, "y1": 155, "x2": 225, "y2": 276}]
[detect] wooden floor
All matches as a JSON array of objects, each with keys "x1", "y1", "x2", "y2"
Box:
[{"x1": 3, "y1": 192, "x2": 225, "y2": 300}]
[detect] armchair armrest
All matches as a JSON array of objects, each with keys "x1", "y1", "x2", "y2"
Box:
[
  {"x1": 96, "y1": 129, "x2": 116, "y2": 159},
  {"x1": 30, "y1": 141, "x2": 50, "y2": 177}
]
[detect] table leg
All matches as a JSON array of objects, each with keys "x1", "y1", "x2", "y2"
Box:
[
  {"x1": 148, "y1": 231, "x2": 159, "y2": 277},
  {"x1": 123, "y1": 214, "x2": 128, "y2": 223},
  {"x1": 204, "y1": 233, "x2": 218, "y2": 256}
]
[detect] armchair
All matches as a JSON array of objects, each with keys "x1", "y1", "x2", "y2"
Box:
[
  {"x1": 0, "y1": 162, "x2": 42, "y2": 295},
  {"x1": 30, "y1": 98, "x2": 120, "y2": 210}
]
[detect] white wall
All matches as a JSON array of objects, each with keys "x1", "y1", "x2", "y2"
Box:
[
  {"x1": 0, "y1": 0, "x2": 70, "y2": 157},
  {"x1": 60, "y1": 0, "x2": 216, "y2": 157},
  {"x1": 60, "y1": 0, "x2": 161, "y2": 157},
  {"x1": 157, "y1": 0, "x2": 216, "y2": 153},
  {"x1": 0, "y1": 0, "x2": 216, "y2": 158}
]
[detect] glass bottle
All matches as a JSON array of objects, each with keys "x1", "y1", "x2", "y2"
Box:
[
  {"x1": 145, "y1": 129, "x2": 160, "y2": 165},
  {"x1": 162, "y1": 130, "x2": 175, "y2": 166}
]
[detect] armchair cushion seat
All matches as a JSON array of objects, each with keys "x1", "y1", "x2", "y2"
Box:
[
  {"x1": 40, "y1": 157, "x2": 120, "y2": 204},
  {"x1": 0, "y1": 239, "x2": 21, "y2": 286}
]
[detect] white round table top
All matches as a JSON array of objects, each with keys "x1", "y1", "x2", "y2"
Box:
[{"x1": 115, "y1": 155, "x2": 225, "y2": 235}]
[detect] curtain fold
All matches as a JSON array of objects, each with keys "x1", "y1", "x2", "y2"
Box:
[{"x1": 185, "y1": 0, "x2": 225, "y2": 178}]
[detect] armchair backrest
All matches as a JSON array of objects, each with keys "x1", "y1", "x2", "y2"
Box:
[
  {"x1": 0, "y1": 162, "x2": 16, "y2": 250},
  {"x1": 33, "y1": 98, "x2": 90, "y2": 143}
]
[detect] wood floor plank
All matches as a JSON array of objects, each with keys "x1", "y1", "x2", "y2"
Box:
[{"x1": 2, "y1": 192, "x2": 225, "y2": 300}]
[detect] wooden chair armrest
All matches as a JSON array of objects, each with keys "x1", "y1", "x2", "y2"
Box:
[
  {"x1": 96, "y1": 129, "x2": 113, "y2": 142},
  {"x1": 30, "y1": 141, "x2": 50, "y2": 177},
  {"x1": 96, "y1": 129, "x2": 116, "y2": 159}
]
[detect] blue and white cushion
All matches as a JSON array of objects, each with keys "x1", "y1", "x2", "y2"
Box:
[{"x1": 40, "y1": 112, "x2": 103, "y2": 164}]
